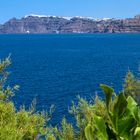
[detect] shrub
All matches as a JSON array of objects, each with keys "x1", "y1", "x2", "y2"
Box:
[
  {"x1": 0, "y1": 57, "x2": 47, "y2": 140},
  {"x1": 124, "y1": 70, "x2": 140, "y2": 104},
  {"x1": 1, "y1": 56, "x2": 140, "y2": 140}
]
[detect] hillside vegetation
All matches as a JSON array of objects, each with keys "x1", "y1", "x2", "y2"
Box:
[{"x1": 1, "y1": 57, "x2": 140, "y2": 140}]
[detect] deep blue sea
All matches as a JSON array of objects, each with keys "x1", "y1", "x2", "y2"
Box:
[{"x1": 0, "y1": 34, "x2": 140, "y2": 124}]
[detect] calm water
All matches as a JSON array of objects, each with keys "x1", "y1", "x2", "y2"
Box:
[{"x1": 0, "y1": 34, "x2": 140, "y2": 124}]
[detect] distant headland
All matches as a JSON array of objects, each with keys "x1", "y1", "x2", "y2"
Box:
[{"x1": 1, "y1": 14, "x2": 140, "y2": 33}]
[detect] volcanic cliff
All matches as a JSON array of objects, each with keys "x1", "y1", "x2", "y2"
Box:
[{"x1": 1, "y1": 14, "x2": 140, "y2": 33}]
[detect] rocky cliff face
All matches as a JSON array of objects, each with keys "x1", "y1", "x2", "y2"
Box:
[{"x1": 1, "y1": 14, "x2": 140, "y2": 33}]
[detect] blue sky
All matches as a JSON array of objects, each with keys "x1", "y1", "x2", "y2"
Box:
[{"x1": 1, "y1": 0, "x2": 140, "y2": 23}]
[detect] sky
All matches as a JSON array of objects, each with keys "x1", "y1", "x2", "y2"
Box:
[{"x1": 1, "y1": 0, "x2": 140, "y2": 23}]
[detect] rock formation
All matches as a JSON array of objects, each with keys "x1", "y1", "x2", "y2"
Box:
[{"x1": 1, "y1": 14, "x2": 140, "y2": 33}]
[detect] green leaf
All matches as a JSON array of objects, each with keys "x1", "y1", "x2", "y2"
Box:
[
  {"x1": 118, "y1": 117, "x2": 136, "y2": 138},
  {"x1": 127, "y1": 96, "x2": 137, "y2": 118},
  {"x1": 127, "y1": 96, "x2": 137, "y2": 108},
  {"x1": 100, "y1": 84, "x2": 114, "y2": 110},
  {"x1": 93, "y1": 114, "x2": 108, "y2": 140},
  {"x1": 134, "y1": 127, "x2": 140, "y2": 136},
  {"x1": 113, "y1": 92, "x2": 127, "y2": 118},
  {"x1": 85, "y1": 124, "x2": 94, "y2": 140}
]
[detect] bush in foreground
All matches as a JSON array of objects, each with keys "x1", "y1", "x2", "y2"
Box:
[{"x1": 1, "y1": 57, "x2": 140, "y2": 140}]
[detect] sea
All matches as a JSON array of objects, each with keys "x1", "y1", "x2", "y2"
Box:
[{"x1": 0, "y1": 33, "x2": 140, "y2": 124}]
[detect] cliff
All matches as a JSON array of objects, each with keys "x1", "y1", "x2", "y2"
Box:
[{"x1": 1, "y1": 14, "x2": 140, "y2": 33}]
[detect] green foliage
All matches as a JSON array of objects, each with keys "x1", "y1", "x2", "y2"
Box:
[
  {"x1": 0, "y1": 101, "x2": 46, "y2": 140},
  {"x1": 69, "y1": 96, "x2": 95, "y2": 140},
  {"x1": 85, "y1": 114, "x2": 108, "y2": 140},
  {"x1": 85, "y1": 124, "x2": 94, "y2": 140},
  {"x1": 83, "y1": 84, "x2": 140, "y2": 140},
  {"x1": 0, "y1": 57, "x2": 48, "y2": 140},
  {"x1": 56, "y1": 118, "x2": 75, "y2": 140},
  {"x1": 2, "y1": 56, "x2": 140, "y2": 140},
  {"x1": 124, "y1": 70, "x2": 140, "y2": 104},
  {"x1": 0, "y1": 56, "x2": 16, "y2": 101}
]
